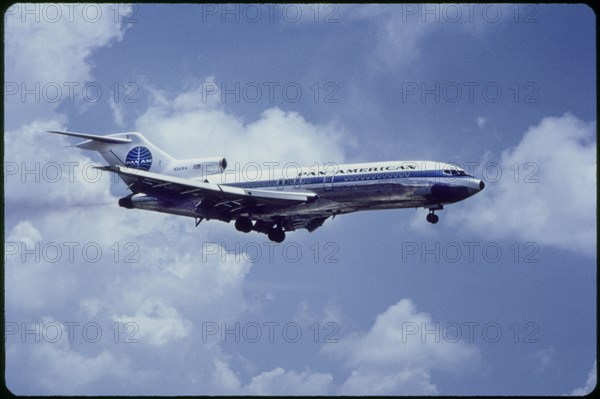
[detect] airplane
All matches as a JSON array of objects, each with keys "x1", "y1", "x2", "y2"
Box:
[{"x1": 47, "y1": 130, "x2": 485, "y2": 242}]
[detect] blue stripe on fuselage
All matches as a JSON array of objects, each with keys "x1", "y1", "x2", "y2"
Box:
[{"x1": 227, "y1": 170, "x2": 472, "y2": 189}]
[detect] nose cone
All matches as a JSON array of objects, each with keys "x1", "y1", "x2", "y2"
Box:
[
  {"x1": 430, "y1": 184, "x2": 470, "y2": 203},
  {"x1": 429, "y1": 178, "x2": 485, "y2": 204},
  {"x1": 467, "y1": 179, "x2": 485, "y2": 197}
]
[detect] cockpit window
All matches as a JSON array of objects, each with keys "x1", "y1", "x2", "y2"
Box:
[{"x1": 443, "y1": 169, "x2": 467, "y2": 176}]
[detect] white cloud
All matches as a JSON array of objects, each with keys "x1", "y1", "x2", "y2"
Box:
[
  {"x1": 325, "y1": 298, "x2": 479, "y2": 395},
  {"x1": 5, "y1": 323, "x2": 148, "y2": 395},
  {"x1": 23, "y1": 344, "x2": 126, "y2": 395},
  {"x1": 338, "y1": 4, "x2": 504, "y2": 69},
  {"x1": 134, "y1": 82, "x2": 350, "y2": 167},
  {"x1": 339, "y1": 367, "x2": 438, "y2": 396},
  {"x1": 532, "y1": 346, "x2": 556, "y2": 374},
  {"x1": 5, "y1": 204, "x2": 255, "y2": 394},
  {"x1": 5, "y1": 4, "x2": 130, "y2": 128},
  {"x1": 113, "y1": 297, "x2": 191, "y2": 346},
  {"x1": 450, "y1": 113, "x2": 597, "y2": 256},
  {"x1": 477, "y1": 116, "x2": 488, "y2": 129},
  {"x1": 569, "y1": 361, "x2": 597, "y2": 396},
  {"x1": 5, "y1": 4, "x2": 128, "y2": 85},
  {"x1": 211, "y1": 358, "x2": 243, "y2": 394},
  {"x1": 6, "y1": 220, "x2": 42, "y2": 247},
  {"x1": 292, "y1": 299, "x2": 344, "y2": 328},
  {"x1": 337, "y1": 5, "x2": 437, "y2": 68},
  {"x1": 109, "y1": 99, "x2": 126, "y2": 127},
  {"x1": 246, "y1": 367, "x2": 333, "y2": 395},
  {"x1": 5, "y1": 120, "x2": 115, "y2": 211}
]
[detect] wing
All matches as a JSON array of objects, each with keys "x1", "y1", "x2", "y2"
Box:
[{"x1": 97, "y1": 166, "x2": 326, "y2": 229}]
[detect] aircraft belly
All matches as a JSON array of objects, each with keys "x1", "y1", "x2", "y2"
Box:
[
  {"x1": 124, "y1": 180, "x2": 458, "y2": 222},
  {"x1": 250, "y1": 197, "x2": 348, "y2": 218},
  {"x1": 315, "y1": 180, "x2": 432, "y2": 210}
]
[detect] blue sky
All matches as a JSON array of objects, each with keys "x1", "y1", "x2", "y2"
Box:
[{"x1": 4, "y1": 4, "x2": 596, "y2": 395}]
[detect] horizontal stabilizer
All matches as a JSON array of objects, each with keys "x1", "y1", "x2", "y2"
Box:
[{"x1": 47, "y1": 130, "x2": 132, "y2": 144}]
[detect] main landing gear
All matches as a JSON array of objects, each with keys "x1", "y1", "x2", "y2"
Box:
[
  {"x1": 426, "y1": 205, "x2": 443, "y2": 224},
  {"x1": 267, "y1": 227, "x2": 285, "y2": 243},
  {"x1": 234, "y1": 217, "x2": 253, "y2": 233},
  {"x1": 234, "y1": 217, "x2": 286, "y2": 243}
]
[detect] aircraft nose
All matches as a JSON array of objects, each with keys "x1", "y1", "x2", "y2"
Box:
[{"x1": 466, "y1": 179, "x2": 485, "y2": 197}]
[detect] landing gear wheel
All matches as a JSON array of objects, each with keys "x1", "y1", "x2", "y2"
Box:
[
  {"x1": 235, "y1": 217, "x2": 253, "y2": 233},
  {"x1": 268, "y1": 228, "x2": 286, "y2": 243},
  {"x1": 426, "y1": 212, "x2": 439, "y2": 224}
]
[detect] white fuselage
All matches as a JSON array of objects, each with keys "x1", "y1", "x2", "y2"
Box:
[{"x1": 156, "y1": 160, "x2": 484, "y2": 218}]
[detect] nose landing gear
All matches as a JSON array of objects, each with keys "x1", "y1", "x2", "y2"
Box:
[
  {"x1": 426, "y1": 205, "x2": 443, "y2": 224},
  {"x1": 426, "y1": 211, "x2": 439, "y2": 224}
]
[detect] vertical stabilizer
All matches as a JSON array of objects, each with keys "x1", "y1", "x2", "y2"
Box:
[{"x1": 47, "y1": 131, "x2": 174, "y2": 174}]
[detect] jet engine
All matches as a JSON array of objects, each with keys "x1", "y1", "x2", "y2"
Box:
[{"x1": 169, "y1": 157, "x2": 227, "y2": 176}]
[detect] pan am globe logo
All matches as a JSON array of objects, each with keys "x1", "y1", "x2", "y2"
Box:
[{"x1": 125, "y1": 146, "x2": 153, "y2": 171}]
